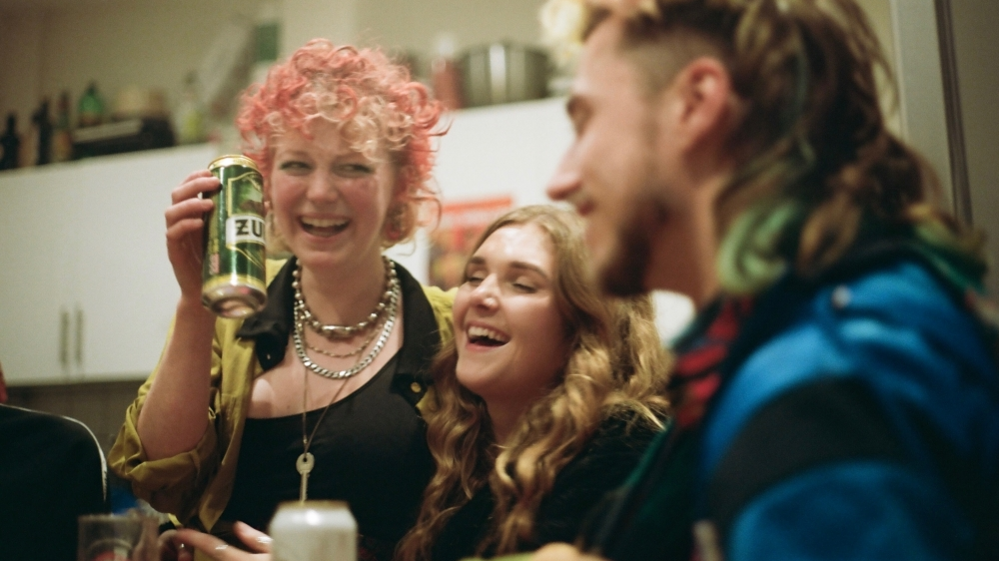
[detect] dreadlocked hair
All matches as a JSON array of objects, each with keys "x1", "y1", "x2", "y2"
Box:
[{"x1": 542, "y1": 0, "x2": 986, "y2": 294}]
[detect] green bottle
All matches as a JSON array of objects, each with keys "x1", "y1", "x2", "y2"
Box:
[
  {"x1": 53, "y1": 91, "x2": 73, "y2": 162},
  {"x1": 78, "y1": 82, "x2": 105, "y2": 128}
]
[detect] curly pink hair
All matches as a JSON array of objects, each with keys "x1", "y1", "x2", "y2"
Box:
[{"x1": 236, "y1": 38, "x2": 444, "y2": 245}]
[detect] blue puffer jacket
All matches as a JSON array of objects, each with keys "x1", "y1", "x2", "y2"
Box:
[{"x1": 699, "y1": 255, "x2": 999, "y2": 560}]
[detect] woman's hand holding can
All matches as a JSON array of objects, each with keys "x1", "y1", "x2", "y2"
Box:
[{"x1": 165, "y1": 169, "x2": 220, "y2": 304}]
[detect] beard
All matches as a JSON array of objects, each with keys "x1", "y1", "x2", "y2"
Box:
[
  {"x1": 592, "y1": 112, "x2": 674, "y2": 297},
  {"x1": 596, "y1": 194, "x2": 666, "y2": 297}
]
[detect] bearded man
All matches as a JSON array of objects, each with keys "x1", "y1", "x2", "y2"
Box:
[{"x1": 537, "y1": 0, "x2": 999, "y2": 559}]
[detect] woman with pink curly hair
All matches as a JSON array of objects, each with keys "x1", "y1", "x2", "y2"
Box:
[{"x1": 109, "y1": 39, "x2": 454, "y2": 560}]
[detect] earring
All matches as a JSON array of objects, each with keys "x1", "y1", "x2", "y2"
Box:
[
  {"x1": 264, "y1": 199, "x2": 292, "y2": 258},
  {"x1": 386, "y1": 203, "x2": 406, "y2": 241}
]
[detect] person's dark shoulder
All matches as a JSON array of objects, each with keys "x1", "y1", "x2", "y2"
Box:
[
  {"x1": 533, "y1": 408, "x2": 667, "y2": 546},
  {"x1": 588, "y1": 408, "x2": 665, "y2": 452},
  {"x1": 0, "y1": 405, "x2": 108, "y2": 560},
  {"x1": 545, "y1": 409, "x2": 659, "y2": 477},
  {"x1": 0, "y1": 403, "x2": 101, "y2": 448},
  {"x1": 0, "y1": 405, "x2": 106, "y2": 489}
]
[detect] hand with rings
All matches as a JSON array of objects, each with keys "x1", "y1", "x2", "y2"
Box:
[{"x1": 171, "y1": 521, "x2": 273, "y2": 561}]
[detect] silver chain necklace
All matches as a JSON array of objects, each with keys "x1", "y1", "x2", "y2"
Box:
[
  {"x1": 291, "y1": 261, "x2": 400, "y2": 380},
  {"x1": 292, "y1": 256, "x2": 396, "y2": 339}
]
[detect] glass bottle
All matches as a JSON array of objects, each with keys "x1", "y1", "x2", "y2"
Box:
[
  {"x1": 0, "y1": 113, "x2": 20, "y2": 170},
  {"x1": 174, "y1": 72, "x2": 206, "y2": 145},
  {"x1": 78, "y1": 82, "x2": 105, "y2": 128},
  {"x1": 431, "y1": 33, "x2": 463, "y2": 110},
  {"x1": 52, "y1": 91, "x2": 74, "y2": 162},
  {"x1": 31, "y1": 98, "x2": 53, "y2": 166}
]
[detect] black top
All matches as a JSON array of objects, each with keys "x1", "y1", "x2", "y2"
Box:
[
  {"x1": 221, "y1": 259, "x2": 442, "y2": 554},
  {"x1": 0, "y1": 404, "x2": 108, "y2": 561},
  {"x1": 238, "y1": 258, "x2": 441, "y2": 407},
  {"x1": 430, "y1": 413, "x2": 663, "y2": 561}
]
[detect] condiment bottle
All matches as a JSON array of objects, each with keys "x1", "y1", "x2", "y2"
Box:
[
  {"x1": 78, "y1": 82, "x2": 106, "y2": 128},
  {"x1": 431, "y1": 33, "x2": 463, "y2": 110},
  {"x1": 0, "y1": 113, "x2": 20, "y2": 170}
]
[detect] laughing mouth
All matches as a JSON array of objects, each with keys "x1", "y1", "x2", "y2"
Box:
[
  {"x1": 300, "y1": 217, "x2": 350, "y2": 237},
  {"x1": 467, "y1": 325, "x2": 509, "y2": 347}
]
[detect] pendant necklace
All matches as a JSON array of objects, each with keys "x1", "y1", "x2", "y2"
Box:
[
  {"x1": 291, "y1": 262, "x2": 400, "y2": 380},
  {"x1": 293, "y1": 258, "x2": 398, "y2": 501},
  {"x1": 296, "y1": 364, "x2": 350, "y2": 502}
]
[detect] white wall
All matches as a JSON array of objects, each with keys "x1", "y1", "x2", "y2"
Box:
[
  {"x1": 280, "y1": 0, "x2": 356, "y2": 58},
  {"x1": 854, "y1": 0, "x2": 902, "y2": 135},
  {"x1": 951, "y1": 0, "x2": 999, "y2": 296},
  {"x1": 0, "y1": 10, "x2": 44, "y2": 133},
  {"x1": 888, "y1": 0, "x2": 955, "y2": 207},
  {"x1": 880, "y1": 0, "x2": 999, "y2": 295}
]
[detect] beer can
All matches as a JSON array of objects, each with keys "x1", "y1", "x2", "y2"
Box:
[
  {"x1": 202, "y1": 154, "x2": 267, "y2": 318},
  {"x1": 269, "y1": 501, "x2": 357, "y2": 561}
]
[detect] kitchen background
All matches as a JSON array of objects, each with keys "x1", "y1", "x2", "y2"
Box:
[{"x1": 0, "y1": 0, "x2": 996, "y2": 454}]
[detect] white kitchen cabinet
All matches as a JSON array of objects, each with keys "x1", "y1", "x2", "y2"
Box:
[
  {"x1": 0, "y1": 144, "x2": 219, "y2": 385},
  {"x1": 0, "y1": 170, "x2": 74, "y2": 383}
]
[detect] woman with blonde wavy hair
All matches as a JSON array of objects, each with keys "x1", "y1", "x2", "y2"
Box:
[{"x1": 395, "y1": 204, "x2": 671, "y2": 561}]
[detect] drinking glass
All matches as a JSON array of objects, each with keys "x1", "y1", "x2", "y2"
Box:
[{"x1": 77, "y1": 511, "x2": 158, "y2": 561}]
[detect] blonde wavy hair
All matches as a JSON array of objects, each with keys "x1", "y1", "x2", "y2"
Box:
[
  {"x1": 395, "y1": 205, "x2": 671, "y2": 560},
  {"x1": 542, "y1": 0, "x2": 986, "y2": 294}
]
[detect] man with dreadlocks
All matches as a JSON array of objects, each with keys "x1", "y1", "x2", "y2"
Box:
[{"x1": 533, "y1": 0, "x2": 999, "y2": 559}]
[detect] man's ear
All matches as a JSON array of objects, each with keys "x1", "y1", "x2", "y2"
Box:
[{"x1": 665, "y1": 57, "x2": 733, "y2": 152}]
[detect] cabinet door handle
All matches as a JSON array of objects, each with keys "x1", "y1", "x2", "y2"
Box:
[
  {"x1": 75, "y1": 308, "x2": 84, "y2": 368},
  {"x1": 59, "y1": 309, "x2": 70, "y2": 368}
]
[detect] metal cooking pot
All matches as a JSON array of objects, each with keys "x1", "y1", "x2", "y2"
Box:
[{"x1": 459, "y1": 42, "x2": 550, "y2": 107}]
